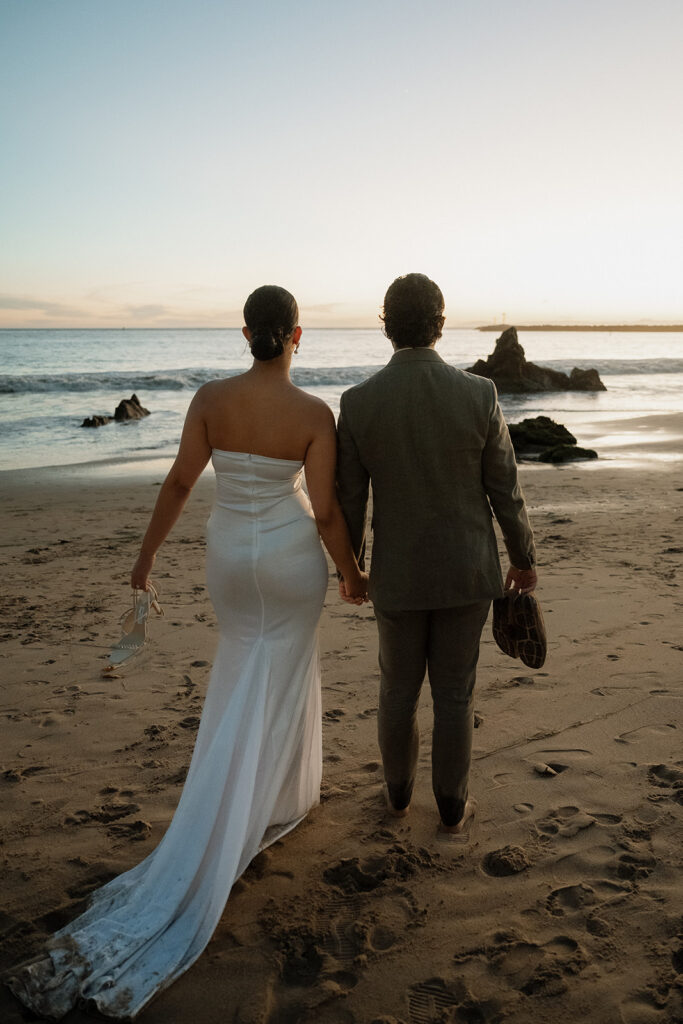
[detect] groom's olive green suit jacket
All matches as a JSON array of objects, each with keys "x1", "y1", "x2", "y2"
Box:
[{"x1": 336, "y1": 346, "x2": 536, "y2": 611}]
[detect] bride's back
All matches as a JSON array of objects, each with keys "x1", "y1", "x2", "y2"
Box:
[{"x1": 202, "y1": 372, "x2": 328, "y2": 462}]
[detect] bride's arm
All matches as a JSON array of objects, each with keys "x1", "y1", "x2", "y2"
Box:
[
  {"x1": 131, "y1": 388, "x2": 212, "y2": 590},
  {"x1": 305, "y1": 407, "x2": 368, "y2": 601}
]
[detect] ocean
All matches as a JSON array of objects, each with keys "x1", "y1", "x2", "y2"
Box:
[{"x1": 1, "y1": 328, "x2": 681, "y2": 473}]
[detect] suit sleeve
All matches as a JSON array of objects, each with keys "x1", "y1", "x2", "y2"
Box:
[
  {"x1": 336, "y1": 393, "x2": 370, "y2": 571},
  {"x1": 481, "y1": 381, "x2": 536, "y2": 569}
]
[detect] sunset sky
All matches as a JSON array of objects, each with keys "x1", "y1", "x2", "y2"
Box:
[{"x1": 1, "y1": 0, "x2": 682, "y2": 328}]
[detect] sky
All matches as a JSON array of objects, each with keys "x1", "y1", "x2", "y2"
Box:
[{"x1": 1, "y1": 0, "x2": 682, "y2": 328}]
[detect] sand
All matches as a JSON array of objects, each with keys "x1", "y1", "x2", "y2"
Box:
[{"x1": 1, "y1": 417, "x2": 682, "y2": 1024}]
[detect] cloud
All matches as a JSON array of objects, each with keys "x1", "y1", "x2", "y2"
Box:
[
  {"x1": 122, "y1": 303, "x2": 172, "y2": 319},
  {"x1": 0, "y1": 294, "x2": 85, "y2": 317},
  {"x1": 300, "y1": 303, "x2": 341, "y2": 314}
]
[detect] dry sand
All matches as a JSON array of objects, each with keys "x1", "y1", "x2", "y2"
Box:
[{"x1": 1, "y1": 419, "x2": 682, "y2": 1024}]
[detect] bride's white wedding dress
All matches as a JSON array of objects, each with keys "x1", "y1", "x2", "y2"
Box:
[{"x1": 8, "y1": 450, "x2": 329, "y2": 1020}]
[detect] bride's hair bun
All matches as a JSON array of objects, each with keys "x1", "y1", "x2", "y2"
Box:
[{"x1": 243, "y1": 285, "x2": 299, "y2": 362}]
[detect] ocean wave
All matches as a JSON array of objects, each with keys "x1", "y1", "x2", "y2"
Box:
[
  {"x1": 1, "y1": 359, "x2": 682, "y2": 394},
  {"x1": 0, "y1": 369, "x2": 229, "y2": 394}
]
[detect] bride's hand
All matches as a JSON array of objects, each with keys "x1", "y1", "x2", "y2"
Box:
[
  {"x1": 131, "y1": 551, "x2": 155, "y2": 591},
  {"x1": 340, "y1": 571, "x2": 369, "y2": 605}
]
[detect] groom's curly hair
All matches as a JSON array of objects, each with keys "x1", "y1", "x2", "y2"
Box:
[{"x1": 380, "y1": 273, "x2": 445, "y2": 349}]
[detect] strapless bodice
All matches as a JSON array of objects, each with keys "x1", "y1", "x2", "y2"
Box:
[{"x1": 211, "y1": 449, "x2": 305, "y2": 511}]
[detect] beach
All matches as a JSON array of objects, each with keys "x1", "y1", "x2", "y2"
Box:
[{"x1": 1, "y1": 413, "x2": 681, "y2": 1024}]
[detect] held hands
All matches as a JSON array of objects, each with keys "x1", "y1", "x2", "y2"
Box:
[
  {"x1": 505, "y1": 565, "x2": 538, "y2": 594},
  {"x1": 339, "y1": 571, "x2": 370, "y2": 606}
]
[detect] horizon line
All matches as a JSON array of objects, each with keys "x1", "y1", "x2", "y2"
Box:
[{"x1": 1, "y1": 322, "x2": 682, "y2": 332}]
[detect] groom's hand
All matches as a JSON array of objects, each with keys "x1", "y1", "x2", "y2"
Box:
[{"x1": 505, "y1": 565, "x2": 538, "y2": 593}]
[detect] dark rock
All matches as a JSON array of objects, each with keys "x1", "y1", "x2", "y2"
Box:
[
  {"x1": 80, "y1": 394, "x2": 150, "y2": 428},
  {"x1": 114, "y1": 393, "x2": 150, "y2": 422},
  {"x1": 81, "y1": 415, "x2": 113, "y2": 428},
  {"x1": 508, "y1": 416, "x2": 576, "y2": 454},
  {"x1": 569, "y1": 367, "x2": 605, "y2": 390},
  {"x1": 538, "y1": 445, "x2": 598, "y2": 463},
  {"x1": 467, "y1": 327, "x2": 606, "y2": 393},
  {"x1": 507, "y1": 415, "x2": 598, "y2": 463}
]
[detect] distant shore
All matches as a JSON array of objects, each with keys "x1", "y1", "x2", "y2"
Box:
[{"x1": 478, "y1": 324, "x2": 683, "y2": 332}]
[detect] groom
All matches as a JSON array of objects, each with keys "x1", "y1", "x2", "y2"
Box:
[{"x1": 336, "y1": 273, "x2": 537, "y2": 837}]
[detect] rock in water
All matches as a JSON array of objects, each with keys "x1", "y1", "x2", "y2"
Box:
[
  {"x1": 114, "y1": 394, "x2": 150, "y2": 421},
  {"x1": 569, "y1": 367, "x2": 605, "y2": 390},
  {"x1": 467, "y1": 327, "x2": 606, "y2": 393},
  {"x1": 81, "y1": 414, "x2": 114, "y2": 428},
  {"x1": 80, "y1": 394, "x2": 150, "y2": 428}
]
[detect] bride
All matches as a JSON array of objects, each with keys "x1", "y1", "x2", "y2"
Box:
[{"x1": 8, "y1": 285, "x2": 368, "y2": 1020}]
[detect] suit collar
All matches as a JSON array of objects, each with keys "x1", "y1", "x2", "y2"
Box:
[{"x1": 388, "y1": 346, "x2": 445, "y2": 365}]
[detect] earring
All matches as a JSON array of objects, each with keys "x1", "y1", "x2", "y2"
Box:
[{"x1": 294, "y1": 344, "x2": 300, "y2": 354}]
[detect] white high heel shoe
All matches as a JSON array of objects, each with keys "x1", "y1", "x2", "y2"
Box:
[{"x1": 109, "y1": 583, "x2": 163, "y2": 665}]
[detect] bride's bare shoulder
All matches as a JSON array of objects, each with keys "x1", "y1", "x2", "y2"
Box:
[
  {"x1": 294, "y1": 388, "x2": 334, "y2": 423},
  {"x1": 196, "y1": 375, "x2": 247, "y2": 399}
]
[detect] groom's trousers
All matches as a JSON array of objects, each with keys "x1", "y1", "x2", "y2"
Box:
[{"x1": 374, "y1": 600, "x2": 491, "y2": 827}]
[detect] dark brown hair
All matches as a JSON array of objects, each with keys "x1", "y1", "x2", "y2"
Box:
[
  {"x1": 380, "y1": 273, "x2": 445, "y2": 349},
  {"x1": 243, "y1": 285, "x2": 299, "y2": 361}
]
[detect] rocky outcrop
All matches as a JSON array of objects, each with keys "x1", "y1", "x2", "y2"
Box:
[
  {"x1": 81, "y1": 414, "x2": 113, "y2": 428},
  {"x1": 467, "y1": 327, "x2": 606, "y2": 393},
  {"x1": 508, "y1": 416, "x2": 576, "y2": 453},
  {"x1": 508, "y1": 416, "x2": 597, "y2": 462},
  {"x1": 537, "y1": 444, "x2": 598, "y2": 463},
  {"x1": 114, "y1": 394, "x2": 150, "y2": 421},
  {"x1": 81, "y1": 394, "x2": 150, "y2": 428}
]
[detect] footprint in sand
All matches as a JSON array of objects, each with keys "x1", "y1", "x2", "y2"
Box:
[
  {"x1": 489, "y1": 675, "x2": 547, "y2": 694},
  {"x1": 260, "y1": 871, "x2": 426, "y2": 1015},
  {"x1": 536, "y1": 806, "x2": 596, "y2": 838},
  {"x1": 107, "y1": 819, "x2": 152, "y2": 842},
  {"x1": 64, "y1": 802, "x2": 141, "y2": 826},
  {"x1": 610, "y1": 845, "x2": 656, "y2": 882},
  {"x1": 323, "y1": 844, "x2": 438, "y2": 894},
  {"x1": 648, "y1": 762, "x2": 683, "y2": 805},
  {"x1": 616, "y1": 723, "x2": 677, "y2": 744},
  {"x1": 546, "y1": 882, "x2": 598, "y2": 916},
  {"x1": 321, "y1": 896, "x2": 399, "y2": 968},
  {"x1": 620, "y1": 986, "x2": 682, "y2": 1024},
  {"x1": 592, "y1": 812, "x2": 622, "y2": 825},
  {"x1": 2, "y1": 765, "x2": 49, "y2": 783},
  {"x1": 407, "y1": 977, "x2": 501, "y2": 1024},
  {"x1": 178, "y1": 715, "x2": 201, "y2": 730},
  {"x1": 486, "y1": 930, "x2": 588, "y2": 999},
  {"x1": 324, "y1": 708, "x2": 346, "y2": 722}
]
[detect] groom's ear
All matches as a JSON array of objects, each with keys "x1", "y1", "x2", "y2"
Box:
[{"x1": 242, "y1": 326, "x2": 252, "y2": 342}]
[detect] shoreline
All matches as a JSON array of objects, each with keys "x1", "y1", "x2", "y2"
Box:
[{"x1": 2, "y1": 408, "x2": 681, "y2": 480}]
